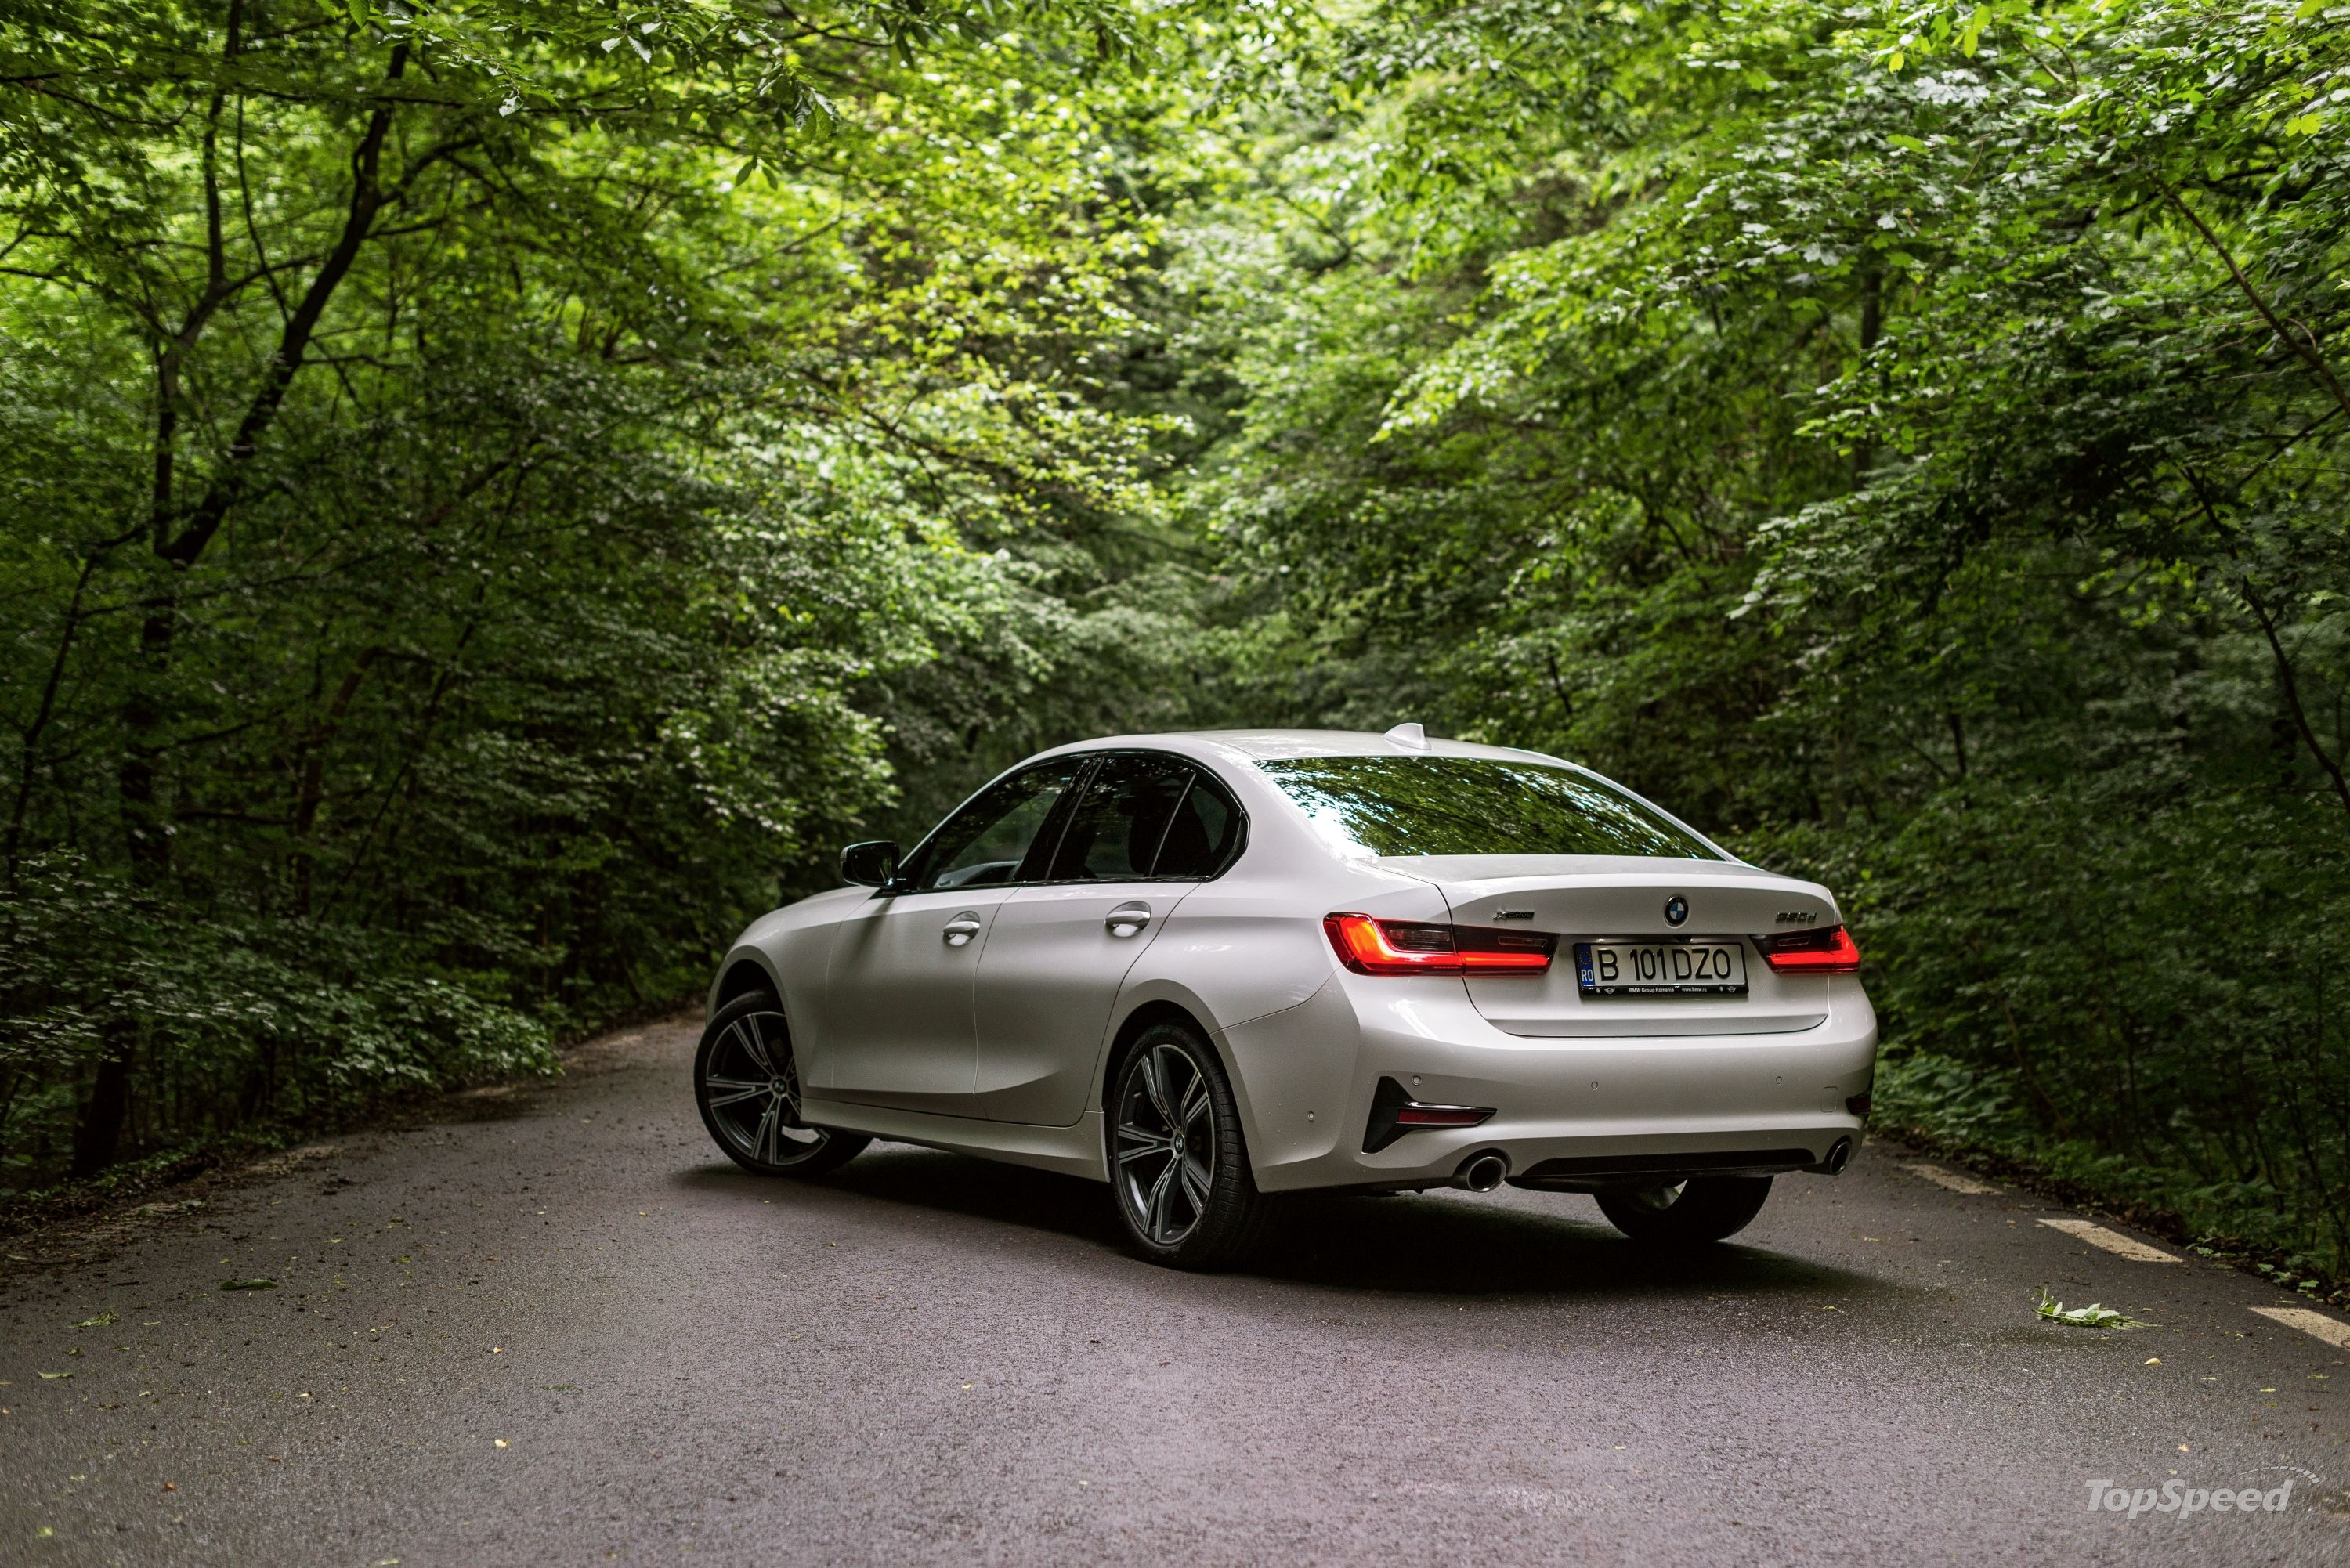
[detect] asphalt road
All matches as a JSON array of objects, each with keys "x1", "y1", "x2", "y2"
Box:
[{"x1": 2, "y1": 1015, "x2": 2346, "y2": 1567}]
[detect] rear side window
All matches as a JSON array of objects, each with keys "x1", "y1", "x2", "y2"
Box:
[
  {"x1": 1046, "y1": 756, "x2": 1242, "y2": 880},
  {"x1": 1152, "y1": 773, "x2": 1238, "y2": 878},
  {"x1": 1256, "y1": 756, "x2": 1719, "y2": 861}
]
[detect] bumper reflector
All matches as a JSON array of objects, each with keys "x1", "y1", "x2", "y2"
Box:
[{"x1": 1363, "y1": 1076, "x2": 1496, "y2": 1153}]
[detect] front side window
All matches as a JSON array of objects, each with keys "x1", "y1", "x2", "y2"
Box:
[
  {"x1": 908, "y1": 761, "x2": 1084, "y2": 891},
  {"x1": 1256, "y1": 755, "x2": 1720, "y2": 861}
]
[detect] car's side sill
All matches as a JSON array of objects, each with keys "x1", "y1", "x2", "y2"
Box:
[{"x1": 800, "y1": 1097, "x2": 1108, "y2": 1183}]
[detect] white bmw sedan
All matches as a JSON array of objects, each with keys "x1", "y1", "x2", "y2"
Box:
[{"x1": 696, "y1": 727, "x2": 1878, "y2": 1267}]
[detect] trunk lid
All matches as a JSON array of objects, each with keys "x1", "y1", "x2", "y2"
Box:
[{"x1": 1378, "y1": 854, "x2": 1846, "y2": 1037}]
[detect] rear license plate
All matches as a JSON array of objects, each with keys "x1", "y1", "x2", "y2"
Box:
[{"x1": 1574, "y1": 941, "x2": 1748, "y2": 997}]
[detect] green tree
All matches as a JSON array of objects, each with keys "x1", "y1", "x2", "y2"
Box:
[
  {"x1": 1, "y1": 0, "x2": 1202, "y2": 1180},
  {"x1": 1179, "y1": 0, "x2": 2350, "y2": 1266}
]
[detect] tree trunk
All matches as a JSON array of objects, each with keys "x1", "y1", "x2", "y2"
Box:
[
  {"x1": 75, "y1": 39, "x2": 410, "y2": 1177},
  {"x1": 69, "y1": 1022, "x2": 137, "y2": 1178}
]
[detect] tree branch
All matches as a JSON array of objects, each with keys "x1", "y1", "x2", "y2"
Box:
[
  {"x1": 161, "y1": 41, "x2": 412, "y2": 569},
  {"x1": 2149, "y1": 168, "x2": 2350, "y2": 427},
  {"x1": 3, "y1": 551, "x2": 100, "y2": 880}
]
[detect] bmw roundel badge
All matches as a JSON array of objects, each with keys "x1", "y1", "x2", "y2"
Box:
[{"x1": 1664, "y1": 896, "x2": 1689, "y2": 927}]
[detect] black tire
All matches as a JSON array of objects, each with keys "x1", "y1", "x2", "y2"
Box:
[
  {"x1": 1595, "y1": 1175, "x2": 1773, "y2": 1244},
  {"x1": 695, "y1": 990, "x2": 869, "y2": 1177},
  {"x1": 1107, "y1": 1021, "x2": 1272, "y2": 1270}
]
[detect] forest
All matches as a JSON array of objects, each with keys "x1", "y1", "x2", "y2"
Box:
[{"x1": 4, "y1": 0, "x2": 2348, "y2": 1281}]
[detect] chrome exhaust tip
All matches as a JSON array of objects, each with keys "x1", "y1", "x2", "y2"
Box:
[
  {"x1": 1455, "y1": 1152, "x2": 1509, "y2": 1193},
  {"x1": 1821, "y1": 1137, "x2": 1853, "y2": 1175}
]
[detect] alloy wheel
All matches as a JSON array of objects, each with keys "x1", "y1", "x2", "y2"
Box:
[
  {"x1": 1114, "y1": 1042, "x2": 1215, "y2": 1246},
  {"x1": 700, "y1": 1010, "x2": 830, "y2": 1167}
]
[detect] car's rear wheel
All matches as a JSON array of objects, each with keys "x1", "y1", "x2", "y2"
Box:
[
  {"x1": 695, "y1": 991, "x2": 869, "y2": 1177},
  {"x1": 1109, "y1": 1021, "x2": 1270, "y2": 1270},
  {"x1": 1595, "y1": 1175, "x2": 1772, "y2": 1244}
]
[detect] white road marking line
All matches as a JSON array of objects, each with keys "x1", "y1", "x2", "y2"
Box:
[
  {"x1": 2251, "y1": 1306, "x2": 2350, "y2": 1351},
  {"x1": 1900, "y1": 1161, "x2": 2001, "y2": 1195},
  {"x1": 2037, "y1": 1218, "x2": 2180, "y2": 1263}
]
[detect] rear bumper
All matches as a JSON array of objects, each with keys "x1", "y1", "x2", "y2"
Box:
[{"x1": 1219, "y1": 973, "x2": 1878, "y2": 1194}]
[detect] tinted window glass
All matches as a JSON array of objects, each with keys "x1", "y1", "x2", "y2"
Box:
[
  {"x1": 1256, "y1": 756, "x2": 1719, "y2": 861},
  {"x1": 1047, "y1": 756, "x2": 1194, "y2": 881},
  {"x1": 1152, "y1": 773, "x2": 1239, "y2": 879},
  {"x1": 910, "y1": 761, "x2": 1083, "y2": 891}
]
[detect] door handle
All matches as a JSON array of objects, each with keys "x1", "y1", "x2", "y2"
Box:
[
  {"x1": 942, "y1": 912, "x2": 984, "y2": 946},
  {"x1": 1105, "y1": 902, "x2": 1152, "y2": 937}
]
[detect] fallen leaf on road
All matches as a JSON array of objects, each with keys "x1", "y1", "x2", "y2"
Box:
[
  {"x1": 38, "y1": 1371, "x2": 70, "y2": 1380},
  {"x1": 494, "y1": 1438, "x2": 508, "y2": 1448},
  {"x1": 2033, "y1": 1287, "x2": 2145, "y2": 1328},
  {"x1": 221, "y1": 1278, "x2": 277, "y2": 1291},
  {"x1": 74, "y1": 1312, "x2": 116, "y2": 1328},
  {"x1": 161, "y1": 1482, "x2": 176, "y2": 1492}
]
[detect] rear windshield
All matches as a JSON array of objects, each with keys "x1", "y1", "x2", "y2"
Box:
[{"x1": 1256, "y1": 755, "x2": 1721, "y2": 861}]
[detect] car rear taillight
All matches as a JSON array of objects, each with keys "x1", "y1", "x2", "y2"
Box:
[
  {"x1": 1755, "y1": 924, "x2": 1861, "y2": 974},
  {"x1": 1323, "y1": 913, "x2": 1556, "y2": 976}
]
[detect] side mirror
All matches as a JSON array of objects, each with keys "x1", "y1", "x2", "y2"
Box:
[{"x1": 839, "y1": 840, "x2": 901, "y2": 888}]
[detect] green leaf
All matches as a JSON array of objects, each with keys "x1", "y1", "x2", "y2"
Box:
[
  {"x1": 1958, "y1": 3, "x2": 1990, "y2": 56},
  {"x1": 2034, "y1": 1288, "x2": 2146, "y2": 1329}
]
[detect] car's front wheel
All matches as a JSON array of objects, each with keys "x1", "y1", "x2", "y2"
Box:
[
  {"x1": 1595, "y1": 1175, "x2": 1772, "y2": 1244},
  {"x1": 695, "y1": 991, "x2": 869, "y2": 1177},
  {"x1": 1108, "y1": 1021, "x2": 1270, "y2": 1270}
]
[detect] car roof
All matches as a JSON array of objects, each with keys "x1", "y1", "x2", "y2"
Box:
[{"x1": 1034, "y1": 729, "x2": 1574, "y2": 767}]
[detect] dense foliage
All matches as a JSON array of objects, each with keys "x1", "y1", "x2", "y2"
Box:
[
  {"x1": 5, "y1": 0, "x2": 2348, "y2": 1277},
  {"x1": 0, "y1": 0, "x2": 1206, "y2": 1180},
  {"x1": 1187, "y1": 0, "x2": 2350, "y2": 1271}
]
